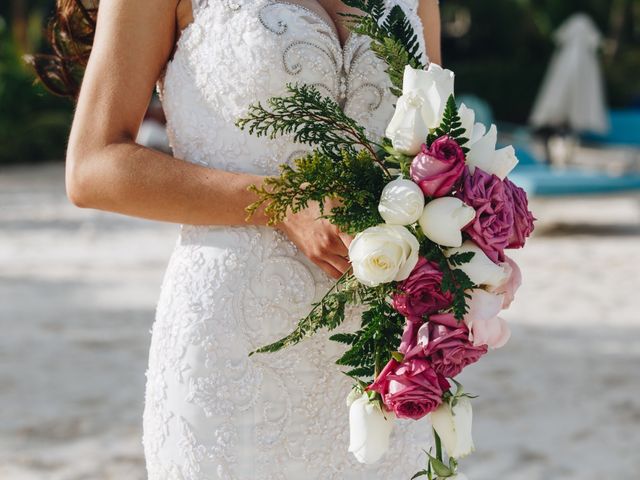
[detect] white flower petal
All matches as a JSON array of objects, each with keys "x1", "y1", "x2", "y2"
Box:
[
  {"x1": 348, "y1": 394, "x2": 395, "y2": 464},
  {"x1": 378, "y1": 177, "x2": 425, "y2": 225},
  {"x1": 419, "y1": 197, "x2": 475, "y2": 247},
  {"x1": 431, "y1": 397, "x2": 474, "y2": 459},
  {"x1": 446, "y1": 241, "x2": 509, "y2": 288}
]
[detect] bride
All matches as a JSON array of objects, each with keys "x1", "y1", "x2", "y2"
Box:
[{"x1": 39, "y1": 0, "x2": 441, "y2": 477}]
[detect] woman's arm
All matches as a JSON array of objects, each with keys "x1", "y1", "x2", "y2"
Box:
[
  {"x1": 66, "y1": 0, "x2": 272, "y2": 226},
  {"x1": 66, "y1": 0, "x2": 351, "y2": 277},
  {"x1": 418, "y1": 0, "x2": 442, "y2": 65}
]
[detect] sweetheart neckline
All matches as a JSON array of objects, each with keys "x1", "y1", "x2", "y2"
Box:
[{"x1": 168, "y1": 0, "x2": 359, "y2": 72}]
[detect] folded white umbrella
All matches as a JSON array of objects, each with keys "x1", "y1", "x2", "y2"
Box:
[{"x1": 530, "y1": 13, "x2": 609, "y2": 134}]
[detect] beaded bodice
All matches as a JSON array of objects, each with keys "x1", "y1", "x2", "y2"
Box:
[{"x1": 157, "y1": 0, "x2": 426, "y2": 175}]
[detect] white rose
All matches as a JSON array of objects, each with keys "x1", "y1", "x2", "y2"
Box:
[
  {"x1": 418, "y1": 197, "x2": 475, "y2": 247},
  {"x1": 385, "y1": 64, "x2": 455, "y2": 155},
  {"x1": 466, "y1": 124, "x2": 519, "y2": 180},
  {"x1": 348, "y1": 393, "x2": 396, "y2": 464},
  {"x1": 431, "y1": 396, "x2": 475, "y2": 459},
  {"x1": 378, "y1": 177, "x2": 425, "y2": 226},
  {"x1": 348, "y1": 224, "x2": 420, "y2": 287},
  {"x1": 445, "y1": 241, "x2": 509, "y2": 288}
]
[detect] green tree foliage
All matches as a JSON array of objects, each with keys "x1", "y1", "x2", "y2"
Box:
[{"x1": 0, "y1": 21, "x2": 72, "y2": 163}]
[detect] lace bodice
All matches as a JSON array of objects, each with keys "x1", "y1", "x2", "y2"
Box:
[
  {"x1": 157, "y1": 0, "x2": 426, "y2": 175},
  {"x1": 144, "y1": 1, "x2": 432, "y2": 478}
]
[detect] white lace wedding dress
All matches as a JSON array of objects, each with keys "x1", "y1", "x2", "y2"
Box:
[{"x1": 143, "y1": 0, "x2": 431, "y2": 478}]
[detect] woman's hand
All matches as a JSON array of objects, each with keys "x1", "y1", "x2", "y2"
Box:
[{"x1": 276, "y1": 200, "x2": 353, "y2": 279}]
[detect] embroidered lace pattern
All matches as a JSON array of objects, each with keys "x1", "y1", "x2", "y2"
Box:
[{"x1": 143, "y1": 0, "x2": 431, "y2": 477}]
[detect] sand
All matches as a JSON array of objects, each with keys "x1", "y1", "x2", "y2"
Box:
[{"x1": 1, "y1": 162, "x2": 639, "y2": 479}]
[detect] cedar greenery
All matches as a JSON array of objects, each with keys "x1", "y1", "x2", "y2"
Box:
[
  {"x1": 235, "y1": 83, "x2": 382, "y2": 163},
  {"x1": 248, "y1": 272, "x2": 377, "y2": 356},
  {"x1": 244, "y1": 149, "x2": 386, "y2": 234}
]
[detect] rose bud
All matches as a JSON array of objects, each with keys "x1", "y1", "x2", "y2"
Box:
[
  {"x1": 378, "y1": 177, "x2": 425, "y2": 226},
  {"x1": 431, "y1": 396, "x2": 475, "y2": 459},
  {"x1": 348, "y1": 392, "x2": 395, "y2": 464},
  {"x1": 418, "y1": 197, "x2": 475, "y2": 247},
  {"x1": 410, "y1": 136, "x2": 466, "y2": 198}
]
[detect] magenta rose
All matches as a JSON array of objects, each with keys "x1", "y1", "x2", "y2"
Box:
[
  {"x1": 410, "y1": 136, "x2": 466, "y2": 198},
  {"x1": 368, "y1": 354, "x2": 449, "y2": 420},
  {"x1": 393, "y1": 257, "x2": 453, "y2": 319},
  {"x1": 504, "y1": 178, "x2": 535, "y2": 249},
  {"x1": 416, "y1": 313, "x2": 487, "y2": 378},
  {"x1": 456, "y1": 167, "x2": 514, "y2": 262}
]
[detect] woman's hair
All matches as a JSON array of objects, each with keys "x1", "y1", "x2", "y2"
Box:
[{"x1": 28, "y1": 0, "x2": 98, "y2": 99}]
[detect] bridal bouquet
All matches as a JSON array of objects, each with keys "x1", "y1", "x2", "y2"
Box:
[{"x1": 236, "y1": 1, "x2": 535, "y2": 478}]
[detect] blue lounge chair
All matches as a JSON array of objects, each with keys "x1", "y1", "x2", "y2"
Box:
[
  {"x1": 508, "y1": 146, "x2": 640, "y2": 197},
  {"x1": 582, "y1": 109, "x2": 640, "y2": 148}
]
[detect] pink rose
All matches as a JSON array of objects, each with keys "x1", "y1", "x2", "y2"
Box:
[
  {"x1": 369, "y1": 354, "x2": 449, "y2": 420},
  {"x1": 410, "y1": 136, "x2": 466, "y2": 198},
  {"x1": 415, "y1": 313, "x2": 487, "y2": 378},
  {"x1": 393, "y1": 257, "x2": 453, "y2": 319},
  {"x1": 504, "y1": 178, "x2": 535, "y2": 249},
  {"x1": 464, "y1": 289, "x2": 511, "y2": 349},
  {"x1": 456, "y1": 167, "x2": 514, "y2": 263},
  {"x1": 489, "y1": 256, "x2": 522, "y2": 309}
]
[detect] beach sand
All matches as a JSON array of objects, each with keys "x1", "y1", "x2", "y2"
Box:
[{"x1": 1, "y1": 162, "x2": 639, "y2": 479}]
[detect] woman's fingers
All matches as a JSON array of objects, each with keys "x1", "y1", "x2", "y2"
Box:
[
  {"x1": 316, "y1": 259, "x2": 344, "y2": 279},
  {"x1": 326, "y1": 253, "x2": 351, "y2": 276},
  {"x1": 338, "y1": 231, "x2": 353, "y2": 249}
]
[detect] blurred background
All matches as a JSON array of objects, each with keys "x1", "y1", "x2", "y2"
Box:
[{"x1": 1, "y1": 0, "x2": 639, "y2": 479}]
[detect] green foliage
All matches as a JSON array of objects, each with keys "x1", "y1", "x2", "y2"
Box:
[
  {"x1": 0, "y1": 26, "x2": 72, "y2": 163},
  {"x1": 420, "y1": 239, "x2": 476, "y2": 321},
  {"x1": 426, "y1": 95, "x2": 469, "y2": 151},
  {"x1": 236, "y1": 83, "x2": 377, "y2": 160},
  {"x1": 245, "y1": 149, "x2": 386, "y2": 234},
  {"x1": 330, "y1": 297, "x2": 406, "y2": 382},
  {"x1": 341, "y1": 0, "x2": 424, "y2": 95},
  {"x1": 249, "y1": 273, "x2": 372, "y2": 355}
]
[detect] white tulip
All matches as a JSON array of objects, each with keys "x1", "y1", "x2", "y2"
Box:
[
  {"x1": 348, "y1": 224, "x2": 420, "y2": 287},
  {"x1": 466, "y1": 124, "x2": 519, "y2": 180},
  {"x1": 384, "y1": 92, "x2": 430, "y2": 155},
  {"x1": 431, "y1": 397, "x2": 475, "y2": 459},
  {"x1": 458, "y1": 103, "x2": 476, "y2": 141},
  {"x1": 378, "y1": 177, "x2": 425, "y2": 226},
  {"x1": 348, "y1": 393, "x2": 396, "y2": 464},
  {"x1": 418, "y1": 197, "x2": 475, "y2": 247},
  {"x1": 445, "y1": 241, "x2": 509, "y2": 288},
  {"x1": 385, "y1": 64, "x2": 455, "y2": 155}
]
